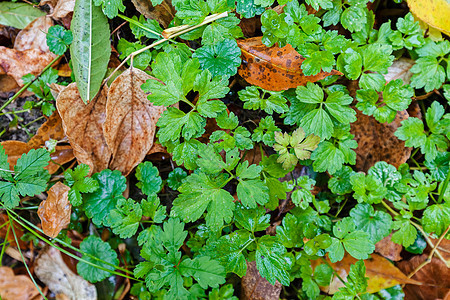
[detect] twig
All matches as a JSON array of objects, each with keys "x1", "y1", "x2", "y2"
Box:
[
  {"x1": 104, "y1": 12, "x2": 228, "y2": 84},
  {"x1": 0, "y1": 54, "x2": 62, "y2": 113},
  {"x1": 407, "y1": 224, "x2": 450, "y2": 278}
]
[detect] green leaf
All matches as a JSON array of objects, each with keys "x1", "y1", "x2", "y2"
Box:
[
  {"x1": 291, "y1": 176, "x2": 316, "y2": 209},
  {"x1": 311, "y1": 141, "x2": 345, "y2": 175},
  {"x1": 362, "y1": 43, "x2": 394, "y2": 73},
  {"x1": 422, "y1": 203, "x2": 450, "y2": 236},
  {"x1": 391, "y1": 211, "x2": 417, "y2": 247},
  {"x1": 350, "y1": 203, "x2": 392, "y2": 243},
  {"x1": 350, "y1": 173, "x2": 388, "y2": 204},
  {"x1": 334, "y1": 260, "x2": 368, "y2": 298},
  {"x1": 136, "y1": 162, "x2": 163, "y2": 195},
  {"x1": 171, "y1": 172, "x2": 235, "y2": 231},
  {"x1": 14, "y1": 148, "x2": 50, "y2": 180},
  {"x1": 70, "y1": 0, "x2": 111, "y2": 102},
  {"x1": 0, "y1": 2, "x2": 45, "y2": 29},
  {"x1": 180, "y1": 256, "x2": 226, "y2": 289},
  {"x1": 46, "y1": 25, "x2": 73, "y2": 55},
  {"x1": 238, "y1": 86, "x2": 289, "y2": 114},
  {"x1": 106, "y1": 198, "x2": 142, "y2": 238},
  {"x1": 395, "y1": 117, "x2": 426, "y2": 147},
  {"x1": 77, "y1": 236, "x2": 119, "y2": 283},
  {"x1": 0, "y1": 182, "x2": 19, "y2": 209},
  {"x1": 16, "y1": 177, "x2": 48, "y2": 197},
  {"x1": 141, "y1": 194, "x2": 166, "y2": 223},
  {"x1": 201, "y1": 230, "x2": 253, "y2": 277},
  {"x1": 93, "y1": 0, "x2": 125, "y2": 18},
  {"x1": 236, "y1": 177, "x2": 269, "y2": 208},
  {"x1": 234, "y1": 204, "x2": 270, "y2": 233},
  {"x1": 161, "y1": 218, "x2": 188, "y2": 252},
  {"x1": 252, "y1": 116, "x2": 281, "y2": 146},
  {"x1": 117, "y1": 39, "x2": 152, "y2": 70},
  {"x1": 65, "y1": 164, "x2": 99, "y2": 206},
  {"x1": 193, "y1": 39, "x2": 241, "y2": 78},
  {"x1": 255, "y1": 235, "x2": 290, "y2": 286},
  {"x1": 197, "y1": 144, "x2": 226, "y2": 174},
  {"x1": 167, "y1": 168, "x2": 188, "y2": 190},
  {"x1": 83, "y1": 169, "x2": 127, "y2": 226},
  {"x1": 276, "y1": 213, "x2": 304, "y2": 248},
  {"x1": 236, "y1": 0, "x2": 265, "y2": 18},
  {"x1": 329, "y1": 166, "x2": 355, "y2": 195}
]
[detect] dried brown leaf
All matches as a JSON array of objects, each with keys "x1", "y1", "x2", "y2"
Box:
[
  {"x1": 0, "y1": 140, "x2": 33, "y2": 170},
  {"x1": 398, "y1": 254, "x2": 450, "y2": 300},
  {"x1": 241, "y1": 261, "x2": 282, "y2": 300},
  {"x1": 313, "y1": 253, "x2": 421, "y2": 294},
  {"x1": 14, "y1": 16, "x2": 53, "y2": 52},
  {"x1": 0, "y1": 47, "x2": 56, "y2": 86},
  {"x1": 375, "y1": 233, "x2": 403, "y2": 262},
  {"x1": 28, "y1": 110, "x2": 66, "y2": 148},
  {"x1": 237, "y1": 37, "x2": 342, "y2": 91},
  {"x1": 56, "y1": 83, "x2": 111, "y2": 175},
  {"x1": 0, "y1": 214, "x2": 26, "y2": 249},
  {"x1": 35, "y1": 246, "x2": 97, "y2": 300},
  {"x1": 38, "y1": 182, "x2": 71, "y2": 238},
  {"x1": 0, "y1": 267, "x2": 40, "y2": 300},
  {"x1": 104, "y1": 67, "x2": 164, "y2": 176},
  {"x1": 47, "y1": 145, "x2": 75, "y2": 174},
  {"x1": 130, "y1": 0, "x2": 175, "y2": 28}
]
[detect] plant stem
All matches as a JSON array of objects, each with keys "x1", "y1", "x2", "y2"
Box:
[
  {"x1": 0, "y1": 54, "x2": 62, "y2": 113},
  {"x1": 437, "y1": 167, "x2": 450, "y2": 203}
]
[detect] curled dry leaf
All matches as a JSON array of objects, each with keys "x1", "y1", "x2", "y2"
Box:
[
  {"x1": 14, "y1": 16, "x2": 53, "y2": 52},
  {"x1": 241, "y1": 261, "x2": 282, "y2": 300},
  {"x1": 312, "y1": 253, "x2": 421, "y2": 294},
  {"x1": 375, "y1": 233, "x2": 403, "y2": 262},
  {"x1": 56, "y1": 83, "x2": 111, "y2": 175},
  {"x1": 38, "y1": 182, "x2": 71, "y2": 238},
  {"x1": 237, "y1": 37, "x2": 342, "y2": 91},
  {"x1": 35, "y1": 246, "x2": 97, "y2": 300},
  {"x1": 130, "y1": 0, "x2": 175, "y2": 28},
  {"x1": 104, "y1": 67, "x2": 165, "y2": 176},
  {"x1": 398, "y1": 254, "x2": 450, "y2": 300},
  {"x1": 0, "y1": 266, "x2": 40, "y2": 300},
  {"x1": 47, "y1": 145, "x2": 75, "y2": 174},
  {"x1": 40, "y1": 0, "x2": 75, "y2": 20}
]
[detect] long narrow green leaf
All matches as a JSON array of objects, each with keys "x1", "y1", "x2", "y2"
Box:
[
  {"x1": 0, "y1": 2, "x2": 45, "y2": 29},
  {"x1": 70, "y1": 0, "x2": 111, "y2": 103}
]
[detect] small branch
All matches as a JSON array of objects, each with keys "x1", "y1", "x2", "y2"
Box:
[{"x1": 408, "y1": 224, "x2": 450, "y2": 278}]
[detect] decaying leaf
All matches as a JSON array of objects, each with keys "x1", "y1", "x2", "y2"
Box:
[
  {"x1": 28, "y1": 110, "x2": 66, "y2": 148},
  {"x1": 313, "y1": 253, "x2": 421, "y2": 294},
  {"x1": 0, "y1": 140, "x2": 33, "y2": 170},
  {"x1": 237, "y1": 37, "x2": 342, "y2": 91},
  {"x1": 407, "y1": 0, "x2": 450, "y2": 35},
  {"x1": 130, "y1": 0, "x2": 175, "y2": 28},
  {"x1": 241, "y1": 261, "x2": 282, "y2": 300},
  {"x1": 35, "y1": 246, "x2": 97, "y2": 300},
  {"x1": 104, "y1": 67, "x2": 165, "y2": 176},
  {"x1": 0, "y1": 267, "x2": 40, "y2": 300},
  {"x1": 14, "y1": 16, "x2": 53, "y2": 52},
  {"x1": 384, "y1": 58, "x2": 415, "y2": 84},
  {"x1": 0, "y1": 74, "x2": 20, "y2": 96},
  {"x1": 47, "y1": 145, "x2": 75, "y2": 174},
  {"x1": 38, "y1": 182, "x2": 71, "y2": 238},
  {"x1": 0, "y1": 47, "x2": 56, "y2": 86},
  {"x1": 398, "y1": 254, "x2": 450, "y2": 300},
  {"x1": 40, "y1": 0, "x2": 75, "y2": 20},
  {"x1": 375, "y1": 233, "x2": 403, "y2": 262},
  {"x1": 56, "y1": 83, "x2": 112, "y2": 175}
]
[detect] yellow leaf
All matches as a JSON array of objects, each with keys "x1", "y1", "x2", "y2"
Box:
[{"x1": 407, "y1": 0, "x2": 450, "y2": 35}]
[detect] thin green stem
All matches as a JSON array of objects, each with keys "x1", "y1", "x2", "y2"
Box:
[
  {"x1": 23, "y1": 115, "x2": 46, "y2": 128},
  {"x1": 0, "y1": 55, "x2": 62, "y2": 113},
  {"x1": 0, "y1": 108, "x2": 32, "y2": 116},
  {"x1": 0, "y1": 224, "x2": 11, "y2": 266},
  {"x1": 381, "y1": 200, "x2": 399, "y2": 216},
  {"x1": 7, "y1": 211, "x2": 48, "y2": 300}
]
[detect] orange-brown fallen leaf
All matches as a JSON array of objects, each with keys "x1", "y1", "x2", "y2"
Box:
[
  {"x1": 0, "y1": 266, "x2": 41, "y2": 300},
  {"x1": 241, "y1": 261, "x2": 282, "y2": 300},
  {"x1": 0, "y1": 140, "x2": 33, "y2": 170},
  {"x1": 398, "y1": 254, "x2": 450, "y2": 300},
  {"x1": 237, "y1": 37, "x2": 342, "y2": 91},
  {"x1": 104, "y1": 67, "x2": 165, "y2": 176},
  {"x1": 14, "y1": 16, "x2": 53, "y2": 53},
  {"x1": 40, "y1": 0, "x2": 75, "y2": 20},
  {"x1": 38, "y1": 182, "x2": 71, "y2": 238},
  {"x1": 28, "y1": 110, "x2": 66, "y2": 149},
  {"x1": 130, "y1": 0, "x2": 175, "y2": 28},
  {"x1": 312, "y1": 253, "x2": 421, "y2": 294},
  {"x1": 375, "y1": 233, "x2": 403, "y2": 262},
  {"x1": 56, "y1": 83, "x2": 112, "y2": 175},
  {"x1": 47, "y1": 145, "x2": 75, "y2": 174},
  {"x1": 34, "y1": 246, "x2": 97, "y2": 300}
]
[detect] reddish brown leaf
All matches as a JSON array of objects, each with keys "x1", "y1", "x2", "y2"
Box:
[
  {"x1": 47, "y1": 145, "x2": 75, "y2": 174},
  {"x1": 375, "y1": 233, "x2": 403, "y2": 262},
  {"x1": 56, "y1": 83, "x2": 111, "y2": 175},
  {"x1": 0, "y1": 267, "x2": 40, "y2": 300},
  {"x1": 313, "y1": 253, "x2": 421, "y2": 294},
  {"x1": 40, "y1": 0, "x2": 75, "y2": 20},
  {"x1": 38, "y1": 182, "x2": 71, "y2": 238},
  {"x1": 0, "y1": 140, "x2": 33, "y2": 170},
  {"x1": 241, "y1": 261, "x2": 282, "y2": 300},
  {"x1": 34, "y1": 246, "x2": 97, "y2": 299},
  {"x1": 28, "y1": 110, "x2": 66, "y2": 149},
  {"x1": 237, "y1": 37, "x2": 342, "y2": 91},
  {"x1": 104, "y1": 67, "x2": 165, "y2": 176},
  {"x1": 130, "y1": 0, "x2": 175, "y2": 28},
  {"x1": 398, "y1": 254, "x2": 450, "y2": 300}
]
